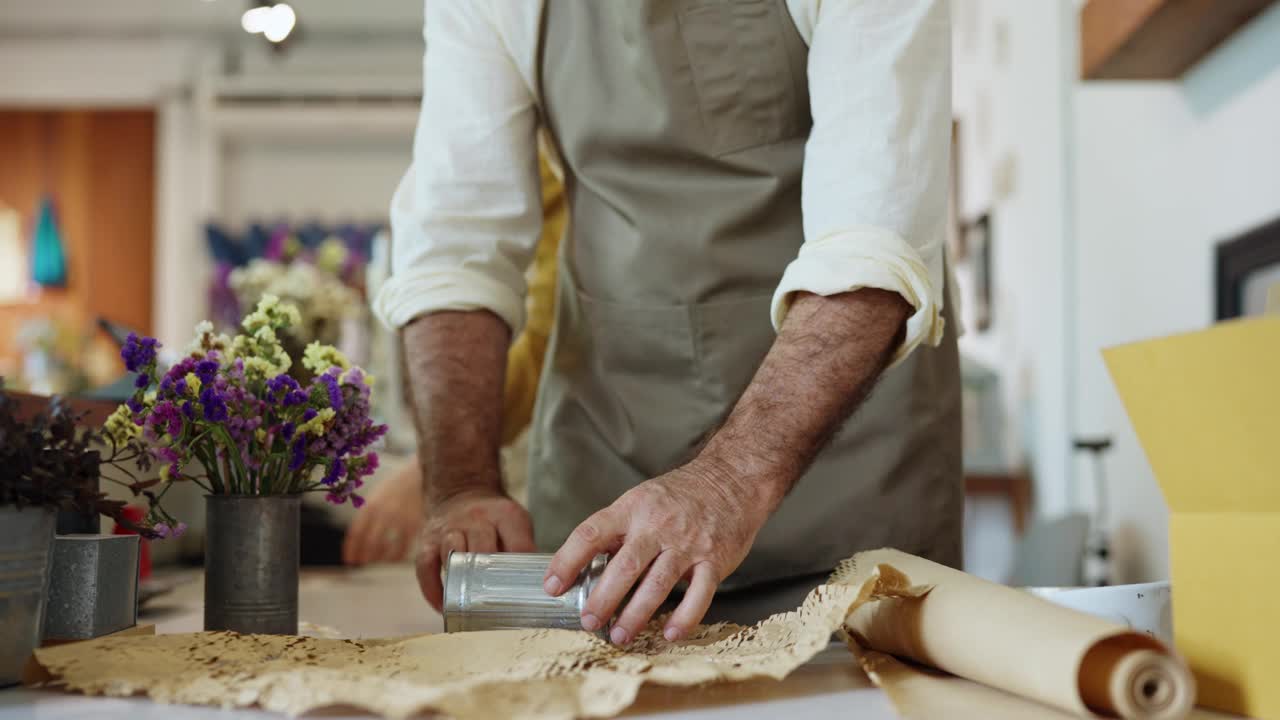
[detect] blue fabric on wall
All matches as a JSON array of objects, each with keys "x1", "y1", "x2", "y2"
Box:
[{"x1": 31, "y1": 195, "x2": 67, "y2": 287}]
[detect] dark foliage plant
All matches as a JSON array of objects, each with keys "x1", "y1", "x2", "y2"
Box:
[{"x1": 0, "y1": 379, "x2": 167, "y2": 538}]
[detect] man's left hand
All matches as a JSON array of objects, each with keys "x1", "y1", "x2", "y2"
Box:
[{"x1": 542, "y1": 460, "x2": 767, "y2": 645}]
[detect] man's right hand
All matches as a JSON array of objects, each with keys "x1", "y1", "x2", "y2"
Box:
[{"x1": 415, "y1": 489, "x2": 537, "y2": 610}]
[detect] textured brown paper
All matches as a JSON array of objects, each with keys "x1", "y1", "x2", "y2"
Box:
[
  {"x1": 842, "y1": 549, "x2": 1195, "y2": 719},
  {"x1": 28, "y1": 565, "x2": 917, "y2": 720},
  {"x1": 854, "y1": 645, "x2": 1082, "y2": 719}
]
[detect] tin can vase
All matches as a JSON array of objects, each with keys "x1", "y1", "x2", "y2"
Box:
[
  {"x1": 204, "y1": 495, "x2": 300, "y2": 635},
  {"x1": 0, "y1": 506, "x2": 56, "y2": 687}
]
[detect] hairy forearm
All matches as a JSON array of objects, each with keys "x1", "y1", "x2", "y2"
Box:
[
  {"x1": 698, "y1": 288, "x2": 911, "y2": 513},
  {"x1": 400, "y1": 310, "x2": 510, "y2": 505}
]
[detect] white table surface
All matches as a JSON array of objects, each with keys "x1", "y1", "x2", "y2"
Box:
[{"x1": 0, "y1": 564, "x2": 899, "y2": 720}]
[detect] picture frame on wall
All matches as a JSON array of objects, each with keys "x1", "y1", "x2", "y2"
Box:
[
  {"x1": 964, "y1": 212, "x2": 993, "y2": 332},
  {"x1": 1215, "y1": 215, "x2": 1280, "y2": 320},
  {"x1": 948, "y1": 120, "x2": 968, "y2": 263}
]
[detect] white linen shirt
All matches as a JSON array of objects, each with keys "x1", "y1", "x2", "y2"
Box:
[{"x1": 374, "y1": 0, "x2": 951, "y2": 367}]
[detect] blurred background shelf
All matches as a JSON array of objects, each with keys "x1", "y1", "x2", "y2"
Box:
[{"x1": 1080, "y1": 0, "x2": 1278, "y2": 80}]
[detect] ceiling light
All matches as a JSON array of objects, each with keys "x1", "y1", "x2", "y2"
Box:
[
  {"x1": 242, "y1": 3, "x2": 296, "y2": 43},
  {"x1": 262, "y1": 3, "x2": 297, "y2": 43},
  {"x1": 241, "y1": 5, "x2": 270, "y2": 34}
]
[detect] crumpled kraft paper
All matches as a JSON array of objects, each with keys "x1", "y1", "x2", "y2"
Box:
[{"x1": 27, "y1": 558, "x2": 924, "y2": 720}]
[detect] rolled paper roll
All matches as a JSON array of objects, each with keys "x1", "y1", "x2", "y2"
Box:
[
  {"x1": 1080, "y1": 639, "x2": 1196, "y2": 720},
  {"x1": 841, "y1": 549, "x2": 1196, "y2": 719}
]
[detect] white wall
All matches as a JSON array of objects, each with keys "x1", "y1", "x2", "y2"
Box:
[
  {"x1": 955, "y1": 0, "x2": 1280, "y2": 584},
  {"x1": 952, "y1": 0, "x2": 1077, "y2": 521},
  {"x1": 1072, "y1": 2, "x2": 1280, "y2": 582},
  {"x1": 0, "y1": 38, "x2": 197, "y2": 106},
  {"x1": 221, "y1": 137, "x2": 409, "y2": 226}
]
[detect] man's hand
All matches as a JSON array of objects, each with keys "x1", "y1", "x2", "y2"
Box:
[
  {"x1": 343, "y1": 456, "x2": 424, "y2": 566},
  {"x1": 400, "y1": 309, "x2": 515, "y2": 608},
  {"x1": 546, "y1": 288, "x2": 912, "y2": 645},
  {"x1": 416, "y1": 489, "x2": 536, "y2": 610},
  {"x1": 543, "y1": 459, "x2": 765, "y2": 645}
]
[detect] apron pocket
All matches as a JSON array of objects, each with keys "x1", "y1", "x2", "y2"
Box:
[
  {"x1": 691, "y1": 294, "x2": 776, "y2": 407},
  {"x1": 677, "y1": 0, "x2": 806, "y2": 157},
  {"x1": 572, "y1": 289, "x2": 720, "y2": 475}
]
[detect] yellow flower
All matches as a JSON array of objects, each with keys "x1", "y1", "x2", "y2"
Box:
[
  {"x1": 184, "y1": 372, "x2": 202, "y2": 397},
  {"x1": 158, "y1": 464, "x2": 172, "y2": 482},
  {"x1": 232, "y1": 296, "x2": 296, "y2": 379},
  {"x1": 298, "y1": 407, "x2": 336, "y2": 436},
  {"x1": 242, "y1": 356, "x2": 279, "y2": 380},
  {"x1": 103, "y1": 405, "x2": 140, "y2": 445},
  {"x1": 302, "y1": 342, "x2": 350, "y2": 373},
  {"x1": 241, "y1": 294, "x2": 301, "y2": 335},
  {"x1": 316, "y1": 237, "x2": 349, "y2": 274},
  {"x1": 283, "y1": 234, "x2": 302, "y2": 259},
  {"x1": 255, "y1": 428, "x2": 268, "y2": 443}
]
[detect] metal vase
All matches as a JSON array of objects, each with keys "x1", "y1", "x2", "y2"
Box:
[
  {"x1": 204, "y1": 495, "x2": 300, "y2": 635},
  {"x1": 0, "y1": 506, "x2": 56, "y2": 687},
  {"x1": 43, "y1": 534, "x2": 140, "y2": 642}
]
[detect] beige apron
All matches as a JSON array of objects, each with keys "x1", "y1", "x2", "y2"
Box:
[{"x1": 529, "y1": 0, "x2": 962, "y2": 591}]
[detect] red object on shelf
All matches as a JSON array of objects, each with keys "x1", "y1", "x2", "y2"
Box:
[{"x1": 113, "y1": 505, "x2": 152, "y2": 581}]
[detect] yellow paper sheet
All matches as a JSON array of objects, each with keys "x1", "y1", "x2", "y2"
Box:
[{"x1": 1104, "y1": 316, "x2": 1280, "y2": 718}]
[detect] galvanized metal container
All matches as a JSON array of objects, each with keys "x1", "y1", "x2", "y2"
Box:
[
  {"x1": 204, "y1": 495, "x2": 300, "y2": 635},
  {"x1": 43, "y1": 534, "x2": 140, "y2": 642},
  {"x1": 443, "y1": 551, "x2": 608, "y2": 633},
  {"x1": 0, "y1": 506, "x2": 56, "y2": 687}
]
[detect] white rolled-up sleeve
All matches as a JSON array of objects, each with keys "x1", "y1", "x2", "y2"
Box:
[
  {"x1": 372, "y1": 0, "x2": 542, "y2": 334},
  {"x1": 773, "y1": 0, "x2": 951, "y2": 367}
]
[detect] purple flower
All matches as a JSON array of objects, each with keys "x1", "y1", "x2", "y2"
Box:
[
  {"x1": 281, "y1": 422, "x2": 296, "y2": 440},
  {"x1": 152, "y1": 521, "x2": 187, "y2": 539},
  {"x1": 133, "y1": 374, "x2": 150, "y2": 389},
  {"x1": 200, "y1": 387, "x2": 229, "y2": 422},
  {"x1": 350, "y1": 493, "x2": 365, "y2": 508},
  {"x1": 148, "y1": 401, "x2": 183, "y2": 438},
  {"x1": 266, "y1": 374, "x2": 298, "y2": 401},
  {"x1": 321, "y1": 458, "x2": 346, "y2": 486},
  {"x1": 266, "y1": 375, "x2": 296, "y2": 392},
  {"x1": 181, "y1": 401, "x2": 194, "y2": 419},
  {"x1": 126, "y1": 397, "x2": 143, "y2": 414},
  {"x1": 158, "y1": 357, "x2": 196, "y2": 396},
  {"x1": 266, "y1": 375, "x2": 309, "y2": 408},
  {"x1": 195, "y1": 359, "x2": 219, "y2": 384},
  {"x1": 341, "y1": 367, "x2": 367, "y2": 388},
  {"x1": 288, "y1": 438, "x2": 306, "y2": 471},
  {"x1": 302, "y1": 408, "x2": 317, "y2": 422},
  {"x1": 317, "y1": 369, "x2": 343, "y2": 410},
  {"x1": 121, "y1": 333, "x2": 158, "y2": 373}
]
